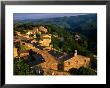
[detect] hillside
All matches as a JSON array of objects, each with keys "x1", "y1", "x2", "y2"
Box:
[
  {"x1": 14, "y1": 14, "x2": 97, "y2": 54},
  {"x1": 14, "y1": 14, "x2": 97, "y2": 30}
]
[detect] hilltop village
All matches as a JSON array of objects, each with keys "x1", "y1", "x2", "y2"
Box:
[{"x1": 14, "y1": 26, "x2": 91, "y2": 75}]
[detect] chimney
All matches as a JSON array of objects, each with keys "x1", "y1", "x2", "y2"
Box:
[{"x1": 74, "y1": 50, "x2": 77, "y2": 57}]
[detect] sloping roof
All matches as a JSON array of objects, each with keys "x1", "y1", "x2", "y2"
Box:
[
  {"x1": 58, "y1": 54, "x2": 90, "y2": 62},
  {"x1": 58, "y1": 54, "x2": 73, "y2": 62},
  {"x1": 19, "y1": 50, "x2": 29, "y2": 53}
]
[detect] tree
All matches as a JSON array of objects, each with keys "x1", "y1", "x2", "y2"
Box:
[
  {"x1": 14, "y1": 31, "x2": 18, "y2": 36},
  {"x1": 29, "y1": 34, "x2": 34, "y2": 37},
  {"x1": 78, "y1": 67, "x2": 96, "y2": 75},
  {"x1": 14, "y1": 57, "x2": 36, "y2": 75},
  {"x1": 90, "y1": 58, "x2": 97, "y2": 70},
  {"x1": 35, "y1": 33, "x2": 41, "y2": 41},
  {"x1": 68, "y1": 67, "x2": 97, "y2": 75}
]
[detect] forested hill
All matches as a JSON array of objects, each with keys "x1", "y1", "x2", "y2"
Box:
[
  {"x1": 14, "y1": 14, "x2": 97, "y2": 36},
  {"x1": 14, "y1": 14, "x2": 97, "y2": 30}
]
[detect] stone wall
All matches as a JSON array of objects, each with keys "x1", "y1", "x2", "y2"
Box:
[
  {"x1": 39, "y1": 34, "x2": 51, "y2": 47},
  {"x1": 64, "y1": 55, "x2": 90, "y2": 71},
  {"x1": 41, "y1": 62, "x2": 58, "y2": 70},
  {"x1": 13, "y1": 48, "x2": 18, "y2": 58}
]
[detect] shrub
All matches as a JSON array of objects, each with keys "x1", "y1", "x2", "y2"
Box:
[{"x1": 69, "y1": 67, "x2": 97, "y2": 75}]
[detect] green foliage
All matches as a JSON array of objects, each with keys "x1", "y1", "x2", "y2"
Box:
[
  {"x1": 20, "y1": 30, "x2": 27, "y2": 34},
  {"x1": 69, "y1": 67, "x2": 97, "y2": 75},
  {"x1": 78, "y1": 67, "x2": 96, "y2": 75},
  {"x1": 14, "y1": 22, "x2": 34, "y2": 31},
  {"x1": 29, "y1": 34, "x2": 34, "y2": 37},
  {"x1": 20, "y1": 45, "x2": 29, "y2": 51},
  {"x1": 14, "y1": 31, "x2": 18, "y2": 36},
  {"x1": 14, "y1": 41, "x2": 20, "y2": 49},
  {"x1": 35, "y1": 33, "x2": 41, "y2": 41},
  {"x1": 48, "y1": 24, "x2": 90, "y2": 54},
  {"x1": 90, "y1": 57, "x2": 97, "y2": 70},
  {"x1": 14, "y1": 58, "x2": 36, "y2": 75}
]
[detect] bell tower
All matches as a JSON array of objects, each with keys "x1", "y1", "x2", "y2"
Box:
[{"x1": 74, "y1": 50, "x2": 77, "y2": 57}]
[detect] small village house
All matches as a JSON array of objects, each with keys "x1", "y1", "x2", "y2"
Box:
[
  {"x1": 39, "y1": 34, "x2": 51, "y2": 47},
  {"x1": 13, "y1": 47, "x2": 18, "y2": 58},
  {"x1": 63, "y1": 50, "x2": 90, "y2": 71}
]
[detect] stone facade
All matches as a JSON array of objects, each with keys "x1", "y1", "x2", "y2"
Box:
[
  {"x1": 39, "y1": 34, "x2": 51, "y2": 47},
  {"x1": 26, "y1": 26, "x2": 47, "y2": 36},
  {"x1": 13, "y1": 48, "x2": 18, "y2": 58},
  {"x1": 39, "y1": 50, "x2": 90, "y2": 71},
  {"x1": 38, "y1": 26, "x2": 47, "y2": 33},
  {"x1": 63, "y1": 51, "x2": 90, "y2": 71},
  {"x1": 38, "y1": 50, "x2": 58, "y2": 70},
  {"x1": 40, "y1": 61, "x2": 58, "y2": 70}
]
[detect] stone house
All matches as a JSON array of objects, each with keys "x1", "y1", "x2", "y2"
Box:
[
  {"x1": 63, "y1": 50, "x2": 90, "y2": 71},
  {"x1": 37, "y1": 50, "x2": 58, "y2": 71},
  {"x1": 26, "y1": 26, "x2": 47, "y2": 36},
  {"x1": 35, "y1": 49, "x2": 90, "y2": 72},
  {"x1": 13, "y1": 48, "x2": 18, "y2": 58},
  {"x1": 26, "y1": 30, "x2": 33, "y2": 35},
  {"x1": 57, "y1": 50, "x2": 90, "y2": 71},
  {"x1": 38, "y1": 50, "x2": 90, "y2": 72},
  {"x1": 32, "y1": 27, "x2": 39, "y2": 34},
  {"x1": 38, "y1": 26, "x2": 47, "y2": 33},
  {"x1": 26, "y1": 28, "x2": 38, "y2": 36},
  {"x1": 39, "y1": 34, "x2": 51, "y2": 47}
]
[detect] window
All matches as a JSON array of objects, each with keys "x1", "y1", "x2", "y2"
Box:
[
  {"x1": 68, "y1": 62, "x2": 70, "y2": 65},
  {"x1": 75, "y1": 61, "x2": 78, "y2": 63},
  {"x1": 84, "y1": 60, "x2": 86, "y2": 62}
]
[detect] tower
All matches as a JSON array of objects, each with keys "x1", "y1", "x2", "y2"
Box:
[{"x1": 74, "y1": 50, "x2": 77, "y2": 57}]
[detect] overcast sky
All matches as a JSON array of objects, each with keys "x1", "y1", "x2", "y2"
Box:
[{"x1": 13, "y1": 13, "x2": 90, "y2": 20}]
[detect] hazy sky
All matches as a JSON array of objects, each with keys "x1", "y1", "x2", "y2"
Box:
[{"x1": 14, "y1": 13, "x2": 89, "y2": 20}]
